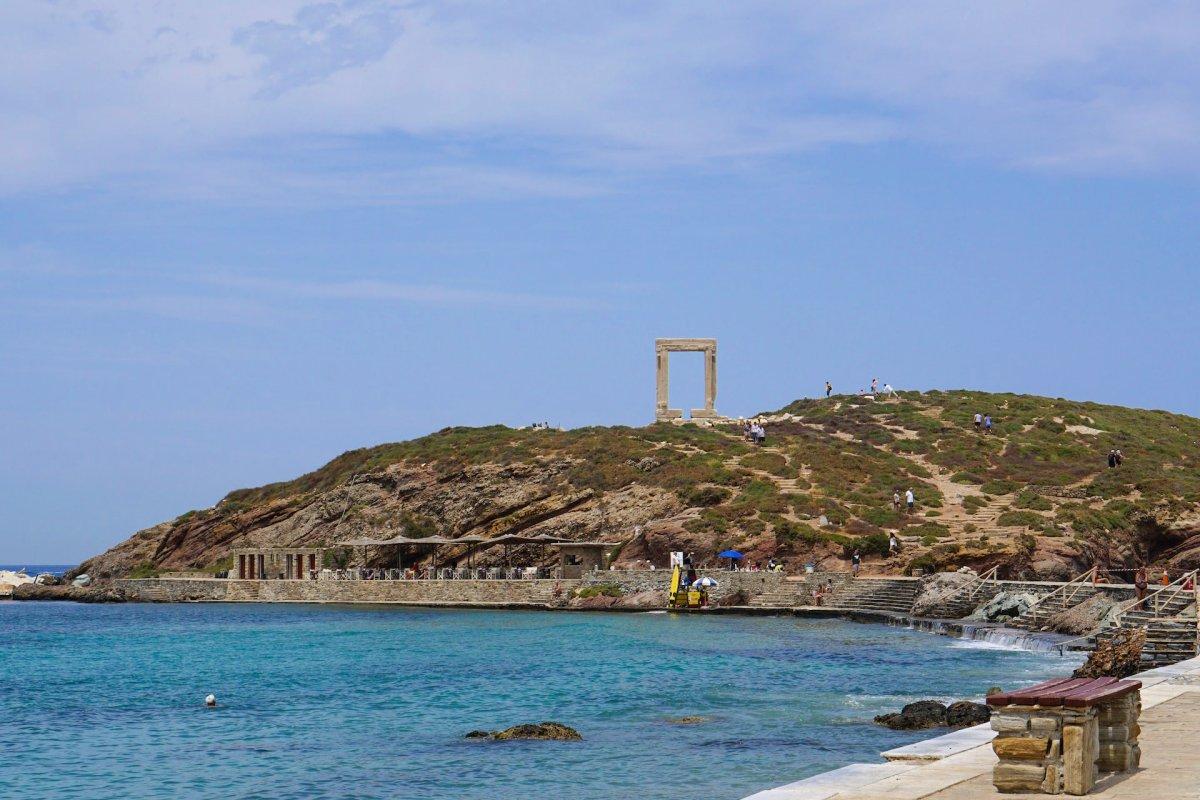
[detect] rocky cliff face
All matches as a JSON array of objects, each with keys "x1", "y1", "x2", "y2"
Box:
[{"x1": 76, "y1": 390, "x2": 1200, "y2": 580}]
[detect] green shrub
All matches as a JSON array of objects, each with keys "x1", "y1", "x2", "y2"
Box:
[
  {"x1": 842, "y1": 533, "x2": 891, "y2": 558},
  {"x1": 951, "y1": 471, "x2": 986, "y2": 484},
  {"x1": 1014, "y1": 491, "x2": 1053, "y2": 511},
  {"x1": 962, "y1": 495, "x2": 988, "y2": 513},
  {"x1": 128, "y1": 562, "x2": 160, "y2": 579},
  {"x1": 774, "y1": 520, "x2": 823, "y2": 545},
  {"x1": 982, "y1": 479, "x2": 1020, "y2": 495},
  {"x1": 906, "y1": 555, "x2": 939, "y2": 575},
  {"x1": 997, "y1": 510, "x2": 1048, "y2": 529},
  {"x1": 680, "y1": 486, "x2": 731, "y2": 507}
]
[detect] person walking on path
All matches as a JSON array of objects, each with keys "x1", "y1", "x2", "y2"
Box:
[
  {"x1": 883, "y1": 383, "x2": 895, "y2": 397},
  {"x1": 984, "y1": 415, "x2": 993, "y2": 434},
  {"x1": 1108, "y1": 450, "x2": 1118, "y2": 468},
  {"x1": 870, "y1": 377, "x2": 878, "y2": 394},
  {"x1": 905, "y1": 487, "x2": 915, "y2": 513},
  {"x1": 1135, "y1": 567, "x2": 1148, "y2": 610},
  {"x1": 974, "y1": 412, "x2": 982, "y2": 430},
  {"x1": 892, "y1": 490, "x2": 901, "y2": 512},
  {"x1": 889, "y1": 533, "x2": 899, "y2": 555},
  {"x1": 825, "y1": 381, "x2": 833, "y2": 398},
  {"x1": 1115, "y1": 449, "x2": 1124, "y2": 466},
  {"x1": 851, "y1": 549, "x2": 861, "y2": 577}
]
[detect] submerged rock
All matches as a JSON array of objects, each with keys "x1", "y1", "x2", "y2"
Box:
[
  {"x1": 469, "y1": 722, "x2": 583, "y2": 741},
  {"x1": 874, "y1": 700, "x2": 948, "y2": 730},
  {"x1": 665, "y1": 715, "x2": 711, "y2": 725},
  {"x1": 946, "y1": 701, "x2": 991, "y2": 728}
]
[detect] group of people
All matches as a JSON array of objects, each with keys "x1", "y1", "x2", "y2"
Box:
[
  {"x1": 972, "y1": 412, "x2": 994, "y2": 433},
  {"x1": 824, "y1": 378, "x2": 897, "y2": 399},
  {"x1": 810, "y1": 578, "x2": 836, "y2": 605},
  {"x1": 892, "y1": 487, "x2": 916, "y2": 513},
  {"x1": 743, "y1": 421, "x2": 767, "y2": 444},
  {"x1": 1107, "y1": 449, "x2": 1125, "y2": 468}
]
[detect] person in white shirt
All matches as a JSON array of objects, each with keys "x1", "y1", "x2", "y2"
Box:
[
  {"x1": 973, "y1": 412, "x2": 983, "y2": 429},
  {"x1": 905, "y1": 488, "x2": 915, "y2": 513}
]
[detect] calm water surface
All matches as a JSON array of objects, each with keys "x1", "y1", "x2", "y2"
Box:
[{"x1": 0, "y1": 603, "x2": 1082, "y2": 799}]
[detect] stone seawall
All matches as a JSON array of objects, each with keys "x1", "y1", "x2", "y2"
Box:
[
  {"x1": 115, "y1": 570, "x2": 785, "y2": 606},
  {"x1": 115, "y1": 577, "x2": 582, "y2": 605}
]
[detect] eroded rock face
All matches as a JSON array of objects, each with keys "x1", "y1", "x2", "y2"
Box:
[
  {"x1": 75, "y1": 460, "x2": 683, "y2": 579},
  {"x1": 1074, "y1": 629, "x2": 1146, "y2": 679},
  {"x1": 1044, "y1": 594, "x2": 1117, "y2": 636},
  {"x1": 13, "y1": 584, "x2": 126, "y2": 603},
  {"x1": 910, "y1": 571, "x2": 978, "y2": 617},
  {"x1": 875, "y1": 700, "x2": 948, "y2": 730}
]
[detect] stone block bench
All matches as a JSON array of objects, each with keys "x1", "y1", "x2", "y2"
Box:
[{"x1": 986, "y1": 677, "x2": 1141, "y2": 795}]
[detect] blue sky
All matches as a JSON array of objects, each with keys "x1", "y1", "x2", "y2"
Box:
[{"x1": 3, "y1": 1, "x2": 1200, "y2": 563}]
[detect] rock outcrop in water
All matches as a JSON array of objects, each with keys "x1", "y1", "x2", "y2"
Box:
[
  {"x1": 875, "y1": 699, "x2": 991, "y2": 730},
  {"x1": 967, "y1": 592, "x2": 1040, "y2": 623},
  {"x1": 467, "y1": 722, "x2": 582, "y2": 741}
]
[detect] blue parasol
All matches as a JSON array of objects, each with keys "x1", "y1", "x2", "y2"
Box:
[{"x1": 717, "y1": 550, "x2": 744, "y2": 560}]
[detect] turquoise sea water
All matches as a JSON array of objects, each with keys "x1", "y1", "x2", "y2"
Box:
[{"x1": 0, "y1": 603, "x2": 1082, "y2": 800}]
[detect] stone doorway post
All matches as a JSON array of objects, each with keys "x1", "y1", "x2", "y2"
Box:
[{"x1": 655, "y1": 338, "x2": 718, "y2": 421}]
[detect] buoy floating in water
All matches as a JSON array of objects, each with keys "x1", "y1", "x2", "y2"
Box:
[{"x1": 205, "y1": 694, "x2": 217, "y2": 707}]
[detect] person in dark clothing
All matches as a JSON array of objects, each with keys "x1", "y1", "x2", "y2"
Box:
[
  {"x1": 1108, "y1": 450, "x2": 1117, "y2": 468},
  {"x1": 1134, "y1": 567, "x2": 1148, "y2": 611},
  {"x1": 825, "y1": 381, "x2": 832, "y2": 398}
]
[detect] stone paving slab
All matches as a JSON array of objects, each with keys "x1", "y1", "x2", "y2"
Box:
[{"x1": 881, "y1": 724, "x2": 995, "y2": 762}]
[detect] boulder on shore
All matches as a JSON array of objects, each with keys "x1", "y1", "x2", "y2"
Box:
[
  {"x1": 875, "y1": 699, "x2": 990, "y2": 730},
  {"x1": 966, "y1": 591, "x2": 1040, "y2": 623},
  {"x1": 874, "y1": 700, "x2": 948, "y2": 730},
  {"x1": 13, "y1": 583, "x2": 126, "y2": 603},
  {"x1": 910, "y1": 570, "x2": 978, "y2": 618},
  {"x1": 1044, "y1": 594, "x2": 1117, "y2": 636},
  {"x1": 466, "y1": 722, "x2": 583, "y2": 741},
  {"x1": 946, "y1": 701, "x2": 991, "y2": 728}
]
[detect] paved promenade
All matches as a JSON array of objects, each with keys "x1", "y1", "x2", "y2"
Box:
[{"x1": 744, "y1": 656, "x2": 1200, "y2": 800}]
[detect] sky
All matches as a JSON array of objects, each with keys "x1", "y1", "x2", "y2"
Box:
[{"x1": 3, "y1": 1, "x2": 1200, "y2": 563}]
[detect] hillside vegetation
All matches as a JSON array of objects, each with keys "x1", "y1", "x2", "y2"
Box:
[{"x1": 77, "y1": 390, "x2": 1200, "y2": 580}]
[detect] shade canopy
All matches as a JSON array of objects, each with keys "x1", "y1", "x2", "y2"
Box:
[{"x1": 717, "y1": 550, "x2": 744, "y2": 559}]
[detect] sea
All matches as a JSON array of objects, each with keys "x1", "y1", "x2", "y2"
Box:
[
  {"x1": 0, "y1": 564, "x2": 75, "y2": 576},
  {"x1": 0, "y1": 603, "x2": 1083, "y2": 800}
]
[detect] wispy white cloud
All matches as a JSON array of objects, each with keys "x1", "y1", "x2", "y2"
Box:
[{"x1": 2, "y1": 1, "x2": 1200, "y2": 202}]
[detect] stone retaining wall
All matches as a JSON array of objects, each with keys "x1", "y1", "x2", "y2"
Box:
[
  {"x1": 115, "y1": 577, "x2": 582, "y2": 605},
  {"x1": 116, "y1": 570, "x2": 786, "y2": 606}
]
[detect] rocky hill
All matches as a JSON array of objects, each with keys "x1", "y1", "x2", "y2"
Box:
[{"x1": 76, "y1": 390, "x2": 1200, "y2": 581}]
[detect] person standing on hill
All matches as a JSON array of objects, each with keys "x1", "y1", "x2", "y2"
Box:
[
  {"x1": 825, "y1": 381, "x2": 833, "y2": 398},
  {"x1": 1108, "y1": 450, "x2": 1117, "y2": 468},
  {"x1": 871, "y1": 377, "x2": 878, "y2": 394},
  {"x1": 1115, "y1": 449, "x2": 1124, "y2": 466},
  {"x1": 1135, "y1": 567, "x2": 1148, "y2": 610},
  {"x1": 905, "y1": 488, "x2": 915, "y2": 513},
  {"x1": 889, "y1": 533, "x2": 899, "y2": 554},
  {"x1": 851, "y1": 549, "x2": 861, "y2": 577},
  {"x1": 892, "y1": 490, "x2": 901, "y2": 512}
]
